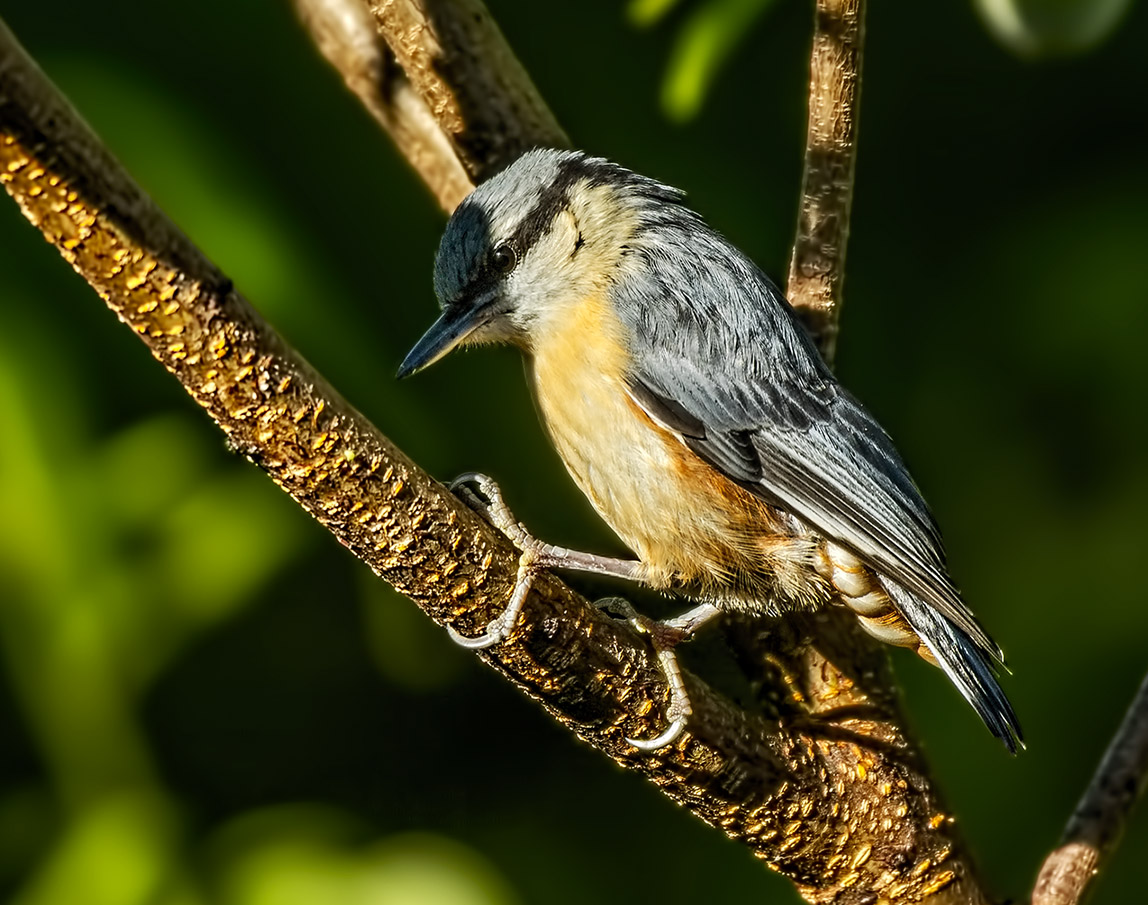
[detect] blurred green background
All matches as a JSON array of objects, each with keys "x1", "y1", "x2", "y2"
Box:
[{"x1": 1, "y1": 0, "x2": 1146, "y2": 902}]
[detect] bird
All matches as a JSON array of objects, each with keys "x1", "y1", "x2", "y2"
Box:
[{"x1": 398, "y1": 148, "x2": 1021, "y2": 753}]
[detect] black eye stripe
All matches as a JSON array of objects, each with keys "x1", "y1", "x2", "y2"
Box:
[
  {"x1": 469, "y1": 152, "x2": 681, "y2": 288},
  {"x1": 504, "y1": 155, "x2": 596, "y2": 259}
]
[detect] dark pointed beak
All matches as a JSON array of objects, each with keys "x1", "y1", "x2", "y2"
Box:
[{"x1": 397, "y1": 305, "x2": 486, "y2": 378}]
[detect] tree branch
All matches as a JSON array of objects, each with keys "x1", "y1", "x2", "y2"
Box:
[
  {"x1": 1032, "y1": 671, "x2": 1148, "y2": 905},
  {"x1": 295, "y1": 0, "x2": 474, "y2": 210},
  {"x1": 786, "y1": 0, "x2": 864, "y2": 364},
  {"x1": 296, "y1": 0, "x2": 570, "y2": 208},
  {"x1": 2, "y1": 4, "x2": 987, "y2": 902},
  {"x1": 364, "y1": 0, "x2": 569, "y2": 177}
]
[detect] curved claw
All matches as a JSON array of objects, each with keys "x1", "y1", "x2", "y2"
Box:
[
  {"x1": 446, "y1": 622, "x2": 508, "y2": 650},
  {"x1": 445, "y1": 556, "x2": 537, "y2": 651},
  {"x1": 447, "y1": 482, "x2": 691, "y2": 751},
  {"x1": 449, "y1": 473, "x2": 494, "y2": 519},
  {"x1": 449, "y1": 472, "x2": 532, "y2": 550},
  {"x1": 626, "y1": 717, "x2": 687, "y2": 752},
  {"x1": 593, "y1": 598, "x2": 694, "y2": 752},
  {"x1": 449, "y1": 471, "x2": 490, "y2": 493}
]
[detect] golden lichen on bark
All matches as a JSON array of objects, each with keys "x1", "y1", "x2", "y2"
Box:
[{"x1": 1, "y1": 7, "x2": 989, "y2": 903}]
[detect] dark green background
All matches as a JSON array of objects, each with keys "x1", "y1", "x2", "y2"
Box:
[{"x1": 1, "y1": 1, "x2": 1146, "y2": 902}]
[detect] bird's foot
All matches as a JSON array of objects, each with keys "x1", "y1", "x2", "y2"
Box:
[
  {"x1": 451, "y1": 472, "x2": 534, "y2": 550},
  {"x1": 447, "y1": 472, "x2": 571, "y2": 650},
  {"x1": 453, "y1": 473, "x2": 643, "y2": 582},
  {"x1": 449, "y1": 473, "x2": 670, "y2": 751},
  {"x1": 595, "y1": 597, "x2": 706, "y2": 752},
  {"x1": 445, "y1": 547, "x2": 542, "y2": 649}
]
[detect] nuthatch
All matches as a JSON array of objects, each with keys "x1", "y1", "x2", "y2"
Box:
[{"x1": 399, "y1": 149, "x2": 1021, "y2": 752}]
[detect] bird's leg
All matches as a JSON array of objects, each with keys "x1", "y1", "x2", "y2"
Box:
[
  {"x1": 596, "y1": 598, "x2": 721, "y2": 750},
  {"x1": 450, "y1": 473, "x2": 720, "y2": 751},
  {"x1": 452, "y1": 472, "x2": 643, "y2": 581},
  {"x1": 448, "y1": 473, "x2": 643, "y2": 651},
  {"x1": 656, "y1": 600, "x2": 724, "y2": 645}
]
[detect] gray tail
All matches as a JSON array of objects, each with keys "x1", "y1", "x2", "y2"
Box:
[{"x1": 882, "y1": 579, "x2": 1023, "y2": 753}]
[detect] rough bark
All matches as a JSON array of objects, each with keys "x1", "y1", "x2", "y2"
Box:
[{"x1": 371, "y1": 0, "x2": 570, "y2": 190}]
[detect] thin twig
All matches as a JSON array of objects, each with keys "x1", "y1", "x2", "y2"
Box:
[
  {"x1": 786, "y1": 0, "x2": 864, "y2": 364},
  {"x1": 1033, "y1": 670, "x2": 1148, "y2": 905}
]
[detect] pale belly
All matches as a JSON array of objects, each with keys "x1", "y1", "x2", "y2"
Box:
[
  {"x1": 533, "y1": 347, "x2": 705, "y2": 572},
  {"x1": 528, "y1": 299, "x2": 824, "y2": 609}
]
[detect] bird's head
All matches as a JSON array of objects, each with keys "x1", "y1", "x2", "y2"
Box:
[{"x1": 398, "y1": 148, "x2": 685, "y2": 377}]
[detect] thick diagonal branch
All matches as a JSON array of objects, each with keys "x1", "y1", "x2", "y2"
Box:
[{"x1": 3, "y1": 8, "x2": 982, "y2": 904}]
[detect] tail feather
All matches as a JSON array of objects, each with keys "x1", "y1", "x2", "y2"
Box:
[{"x1": 881, "y1": 578, "x2": 1023, "y2": 753}]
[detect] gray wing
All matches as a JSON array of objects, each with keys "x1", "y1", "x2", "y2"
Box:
[{"x1": 614, "y1": 232, "x2": 1001, "y2": 660}]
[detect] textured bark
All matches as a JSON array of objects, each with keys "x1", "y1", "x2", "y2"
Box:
[
  {"x1": 0, "y1": 6, "x2": 992, "y2": 904},
  {"x1": 786, "y1": 0, "x2": 864, "y2": 364},
  {"x1": 368, "y1": 0, "x2": 570, "y2": 186},
  {"x1": 297, "y1": 0, "x2": 570, "y2": 209}
]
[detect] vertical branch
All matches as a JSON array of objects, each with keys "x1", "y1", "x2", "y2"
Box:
[
  {"x1": 786, "y1": 0, "x2": 864, "y2": 363},
  {"x1": 1033, "y1": 671, "x2": 1148, "y2": 905},
  {"x1": 732, "y1": 5, "x2": 988, "y2": 900}
]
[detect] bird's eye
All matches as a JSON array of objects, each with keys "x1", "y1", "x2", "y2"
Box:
[{"x1": 490, "y1": 243, "x2": 517, "y2": 275}]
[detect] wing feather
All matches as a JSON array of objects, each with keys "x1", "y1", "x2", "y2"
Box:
[{"x1": 614, "y1": 230, "x2": 1003, "y2": 661}]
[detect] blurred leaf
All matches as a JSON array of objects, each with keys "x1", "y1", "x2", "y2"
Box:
[
  {"x1": 211, "y1": 807, "x2": 519, "y2": 905},
  {"x1": 0, "y1": 323, "x2": 85, "y2": 591},
  {"x1": 95, "y1": 415, "x2": 215, "y2": 527},
  {"x1": 9, "y1": 792, "x2": 178, "y2": 905},
  {"x1": 660, "y1": 0, "x2": 780, "y2": 122},
  {"x1": 0, "y1": 788, "x2": 57, "y2": 889},
  {"x1": 0, "y1": 313, "x2": 307, "y2": 802},
  {"x1": 156, "y1": 469, "x2": 307, "y2": 626},
  {"x1": 351, "y1": 834, "x2": 519, "y2": 905},
  {"x1": 974, "y1": 0, "x2": 1135, "y2": 56},
  {"x1": 628, "y1": 0, "x2": 687, "y2": 26}
]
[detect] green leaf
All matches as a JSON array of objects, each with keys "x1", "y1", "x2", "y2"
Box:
[
  {"x1": 661, "y1": 0, "x2": 781, "y2": 122},
  {"x1": 628, "y1": 0, "x2": 688, "y2": 27}
]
